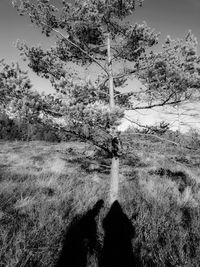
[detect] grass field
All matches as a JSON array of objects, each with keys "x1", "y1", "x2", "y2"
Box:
[{"x1": 1, "y1": 139, "x2": 200, "y2": 266}]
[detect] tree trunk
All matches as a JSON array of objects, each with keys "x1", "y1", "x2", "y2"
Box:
[
  {"x1": 110, "y1": 156, "x2": 120, "y2": 203},
  {"x1": 107, "y1": 33, "x2": 120, "y2": 204},
  {"x1": 107, "y1": 33, "x2": 115, "y2": 109}
]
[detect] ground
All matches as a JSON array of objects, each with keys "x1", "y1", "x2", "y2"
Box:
[{"x1": 0, "y1": 138, "x2": 200, "y2": 266}]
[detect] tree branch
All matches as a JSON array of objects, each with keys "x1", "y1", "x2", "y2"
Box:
[
  {"x1": 131, "y1": 99, "x2": 182, "y2": 110},
  {"x1": 124, "y1": 116, "x2": 150, "y2": 129},
  {"x1": 124, "y1": 116, "x2": 194, "y2": 150},
  {"x1": 27, "y1": 18, "x2": 109, "y2": 76},
  {"x1": 40, "y1": 115, "x2": 111, "y2": 154},
  {"x1": 51, "y1": 28, "x2": 109, "y2": 75},
  {"x1": 123, "y1": 131, "x2": 193, "y2": 150},
  {"x1": 113, "y1": 70, "x2": 137, "y2": 80},
  {"x1": 41, "y1": 106, "x2": 113, "y2": 138},
  {"x1": 97, "y1": 77, "x2": 109, "y2": 91}
]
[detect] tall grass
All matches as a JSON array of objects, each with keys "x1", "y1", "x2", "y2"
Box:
[{"x1": 0, "y1": 140, "x2": 200, "y2": 266}]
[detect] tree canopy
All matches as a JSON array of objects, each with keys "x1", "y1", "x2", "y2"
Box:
[
  {"x1": 12, "y1": 0, "x2": 200, "y2": 112},
  {"x1": 9, "y1": 0, "x2": 200, "y2": 202}
]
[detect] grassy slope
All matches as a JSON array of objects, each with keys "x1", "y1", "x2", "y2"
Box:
[{"x1": 0, "y1": 139, "x2": 200, "y2": 266}]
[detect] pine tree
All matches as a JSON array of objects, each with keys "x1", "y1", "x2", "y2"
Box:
[{"x1": 12, "y1": 0, "x2": 200, "y2": 203}]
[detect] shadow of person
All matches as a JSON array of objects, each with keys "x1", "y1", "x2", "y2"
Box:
[
  {"x1": 99, "y1": 200, "x2": 140, "y2": 267},
  {"x1": 56, "y1": 199, "x2": 104, "y2": 267}
]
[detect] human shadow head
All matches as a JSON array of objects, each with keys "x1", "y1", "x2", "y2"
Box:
[
  {"x1": 56, "y1": 199, "x2": 104, "y2": 267},
  {"x1": 99, "y1": 200, "x2": 140, "y2": 267},
  {"x1": 86, "y1": 199, "x2": 104, "y2": 218}
]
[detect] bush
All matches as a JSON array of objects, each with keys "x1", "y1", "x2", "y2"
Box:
[{"x1": 0, "y1": 112, "x2": 62, "y2": 142}]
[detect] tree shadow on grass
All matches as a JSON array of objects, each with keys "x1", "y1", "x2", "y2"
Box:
[
  {"x1": 56, "y1": 200, "x2": 104, "y2": 267},
  {"x1": 99, "y1": 200, "x2": 141, "y2": 267}
]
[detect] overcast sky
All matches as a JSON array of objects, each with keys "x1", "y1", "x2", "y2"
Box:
[{"x1": 0, "y1": 0, "x2": 200, "y2": 131}]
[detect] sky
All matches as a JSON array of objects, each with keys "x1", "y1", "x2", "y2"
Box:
[{"x1": 0, "y1": 0, "x2": 200, "y2": 131}]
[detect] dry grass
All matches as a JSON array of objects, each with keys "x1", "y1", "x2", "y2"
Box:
[
  {"x1": 0, "y1": 139, "x2": 200, "y2": 266},
  {"x1": 0, "y1": 141, "x2": 108, "y2": 266}
]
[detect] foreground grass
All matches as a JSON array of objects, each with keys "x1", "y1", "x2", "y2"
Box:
[{"x1": 0, "y1": 139, "x2": 200, "y2": 266}]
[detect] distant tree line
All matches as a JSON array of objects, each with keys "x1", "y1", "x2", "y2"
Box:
[
  {"x1": 1, "y1": 105, "x2": 200, "y2": 149},
  {"x1": 122, "y1": 124, "x2": 200, "y2": 150},
  {"x1": 0, "y1": 110, "x2": 73, "y2": 142}
]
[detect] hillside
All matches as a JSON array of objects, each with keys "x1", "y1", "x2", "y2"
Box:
[{"x1": 1, "y1": 139, "x2": 200, "y2": 266}]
